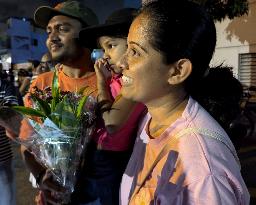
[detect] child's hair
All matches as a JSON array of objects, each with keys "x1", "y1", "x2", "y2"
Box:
[{"x1": 139, "y1": 0, "x2": 243, "y2": 138}]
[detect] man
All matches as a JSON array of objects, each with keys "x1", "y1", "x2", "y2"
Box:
[
  {"x1": 17, "y1": 68, "x2": 32, "y2": 97},
  {"x1": 21, "y1": 1, "x2": 99, "y2": 204},
  {"x1": 35, "y1": 52, "x2": 54, "y2": 75},
  {"x1": 0, "y1": 78, "x2": 18, "y2": 205}
]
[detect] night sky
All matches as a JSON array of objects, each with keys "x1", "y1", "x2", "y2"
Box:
[{"x1": 0, "y1": 0, "x2": 140, "y2": 23}]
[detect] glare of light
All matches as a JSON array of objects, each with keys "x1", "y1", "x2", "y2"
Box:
[{"x1": 6, "y1": 56, "x2": 12, "y2": 63}]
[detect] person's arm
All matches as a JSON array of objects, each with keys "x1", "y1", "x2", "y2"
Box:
[
  {"x1": 101, "y1": 95, "x2": 138, "y2": 133},
  {"x1": 2, "y1": 78, "x2": 37, "y2": 140},
  {"x1": 23, "y1": 75, "x2": 38, "y2": 107},
  {"x1": 95, "y1": 58, "x2": 138, "y2": 134},
  {"x1": 21, "y1": 145, "x2": 46, "y2": 182},
  {"x1": 0, "y1": 81, "x2": 19, "y2": 138},
  {"x1": 3, "y1": 80, "x2": 19, "y2": 106},
  {"x1": 21, "y1": 77, "x2": 65, "y2": 204},
  {"x1": 182, "y1": 174, "x2": 249, "y2": 205},
  {"x1": 19, "y1": 77, "x2": 31, "y2": 96},
  {"x1": 21, "y1": 146, "x2": 65, "y2": 204}
]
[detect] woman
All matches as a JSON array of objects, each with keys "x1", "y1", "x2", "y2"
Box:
[{"x1": 119, "y1": 0, "x2": 250, "y2": 204}]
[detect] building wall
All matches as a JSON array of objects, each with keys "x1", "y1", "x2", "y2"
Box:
[
  {"x1": 6, "y1": 18, "x2": 47, "y2": 63},
  {"x1": 0, "y1": 0, "x2": 50, "y2": 22},
  {"x1": 212, "y1": 0, "x2": 256, "y2": 77}
]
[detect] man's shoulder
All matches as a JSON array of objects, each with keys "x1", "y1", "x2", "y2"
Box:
[
  {"x1": 31, "y1": 71, "x2": 55, "y2": 89},
  {"x1": 37, "y1": 71, "x2": 55, "y2": 79},
  {"x1": 34, "y1": 71, "x2": 55, "y2": 82}
]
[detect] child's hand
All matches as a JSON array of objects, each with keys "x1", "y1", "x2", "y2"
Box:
[{"x1": 94, "y1": 58, "x2": 112, "y2": 84}]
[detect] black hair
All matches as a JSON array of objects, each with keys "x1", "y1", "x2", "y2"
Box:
[
  {"x1": 18, "y1": 69, "x2": 30, "y2": 77},
  {"x1": 29, "y1": 60, "x2": 40, "y2": 68},
  {"x1": 139, "y1": 0, "x2": 244, "y2": 143},
  {"x1": 140, "y1": 0, "x2": 216, "y2": 80}
]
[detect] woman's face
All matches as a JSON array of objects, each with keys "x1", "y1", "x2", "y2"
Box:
[
  {"x1": 99, "y1": 36, "x2": 127, "y2": 75},
  {"x1": 121, "y1": 14, "x2": 172, "y2": 104}
]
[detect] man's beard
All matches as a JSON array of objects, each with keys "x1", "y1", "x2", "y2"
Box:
[
  {"x1": 50, "y1": 40, "x2": 81, "y2": 63},
  {"x1": 51, "y1": 52, "x2": 66, "y2": 63},
  {"x1": 51, "y1": 48, "x2": 84, "y2": 64}
]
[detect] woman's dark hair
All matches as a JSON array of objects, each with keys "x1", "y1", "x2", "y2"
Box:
[
  {"x1": 139, "y1": 0, "x2": 244, "y2": 143},
  {"x1": 140, "y1": 0, "x2": 216, "y2": 84}
]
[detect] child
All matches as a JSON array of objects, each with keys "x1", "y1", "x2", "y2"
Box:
[{"x1": 74, "y1": 8, "x2": 146, "y2": 205}]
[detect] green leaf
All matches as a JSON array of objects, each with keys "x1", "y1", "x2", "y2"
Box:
[
  {"x1": 191, "y1": 0, "x2": 248, "y2": 21},
  {"x1": 78, "y1": 86, "x2": 89, "y2": 95},
  {"x1": 12, "y1": 106, "x2": 46, "y2": 118},
  {"x1": 59, "y1": 110, "x2": 78, "y2": 129},
  {"x1": 62, "y1": 96, "x2": 74, "y2": 113},
  {"x1": 50, "y1": 100, "x2": 65, "y2": 126},
  {"x1": 76, "y1": 95, "x2": 88, "y2": 118},
  {"x1": 31, "y1": 94, "x2": 51, "y2": 117},
  {"x1": 51, "y1": 96, "x2": 78, "y2": 127},
  {"x1": 51, "y1": 70, "x2": 60, "y2": 112},
  {"x1": 51, "y1": 70, "x2": 59, "y2": 97}
]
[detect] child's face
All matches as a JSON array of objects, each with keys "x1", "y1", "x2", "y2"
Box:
[{"x1": 99, "y1": 36, "x2": 127, "y2": 75}]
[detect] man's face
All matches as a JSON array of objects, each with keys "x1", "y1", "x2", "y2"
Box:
[
  {"x1": 36, "y1": 54, "x2": 52, "y2": 74},
  {"x1": 46, "y1": 15, "x2": 83, "y2": 63}
]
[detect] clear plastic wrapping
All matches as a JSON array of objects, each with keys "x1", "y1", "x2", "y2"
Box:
[{"x1": 0, "y1": 71, "x2": 97, "y2": 204}]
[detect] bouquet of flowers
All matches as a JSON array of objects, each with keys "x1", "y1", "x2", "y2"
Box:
[{"x1": 0, "y1": 71, "x2": 96, "y2": 203}]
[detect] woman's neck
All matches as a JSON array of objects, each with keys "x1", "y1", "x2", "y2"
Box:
[{"x1": 147, "y1": 92, "x2": 188, "y2": 138}]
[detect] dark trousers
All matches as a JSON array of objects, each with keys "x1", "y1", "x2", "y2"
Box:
[{"x1": 71, "y1": 142, "x2": 131, "y2": 205}]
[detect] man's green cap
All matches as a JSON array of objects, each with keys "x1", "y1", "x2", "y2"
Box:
[{"x1": 34, "y1": 0, "x2": 99, "y2": 28}]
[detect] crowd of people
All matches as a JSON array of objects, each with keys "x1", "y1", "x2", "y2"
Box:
[{"x1": 0, "y1": 0, "x2": 251, "y2": 204}]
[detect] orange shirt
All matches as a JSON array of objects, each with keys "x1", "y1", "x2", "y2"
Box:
[{"x1": 24, "y1": 69, "x2": 97, "y2": 107}]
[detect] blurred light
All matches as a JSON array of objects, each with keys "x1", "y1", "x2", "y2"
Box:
[
  {"x1": 6, "y1": 56, "x2": 12, "y2": 63},
  {"x1": 91, "y1": 49, "x2": 104, "y2": 62}
]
